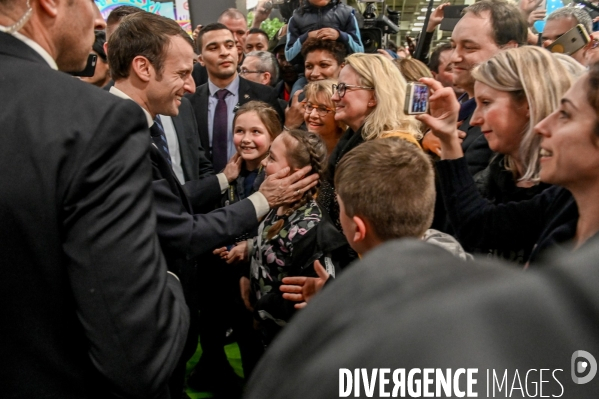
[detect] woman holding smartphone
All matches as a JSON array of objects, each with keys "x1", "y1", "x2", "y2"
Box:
[{"x1": 418, "y1": 50, "x2": 599, "y2": 265}]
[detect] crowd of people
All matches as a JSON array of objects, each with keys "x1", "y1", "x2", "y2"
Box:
[{"x1": 2, "y1": 0, "x2": 599, "y2": 397}]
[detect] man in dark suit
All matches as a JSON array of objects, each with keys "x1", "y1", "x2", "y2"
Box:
[
  {"x1": 107, "y1": 13, "x2": 317, "y2": 397},
  {"x1": 244, "y1": 239, "x2": 599, "y2": 399},
  {"x1": 188, "y1": 23, "x2": 284, "y2": 173},
  {"x1": 0, "y1": 2, "x2": 189, "y2": 398}
]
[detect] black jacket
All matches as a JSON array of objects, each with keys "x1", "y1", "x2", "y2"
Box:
[{"x1": 437, "y1": 157, "x2": 578, "y2": 265}]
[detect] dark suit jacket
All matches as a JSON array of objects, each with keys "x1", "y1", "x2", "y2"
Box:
[
  {"x1": 187, "y1": 76, "x2": 285, "y2": 164},
  {"x1": 0, "y1": 32, "x2": 188, "y2": 399},
  {"x1": 245, "y1": 239, "x2": 599, "y2": 398},
  {"x1": 149, "y1": 144, "x2": 261, "y2": 260}
]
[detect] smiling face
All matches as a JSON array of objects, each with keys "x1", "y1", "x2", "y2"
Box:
[
  {"x1": 535, "y1": 75, "x2": 599, "y2": 189},
  {"x1": 470, "y1": 81, "x2": 529, "y2": 159},
  {"x1": 331, "y1": 65, "x2": 376, "y2": 132},
  {"x1": 199, "y1": 29, "x2": 238, "y2": 81},
  {"x1": 233, "y1": 111, "x2": 273, "y2": 170},
  {"x1": 304, "y1": 49, "x2": 343, "y2": 82},
  {"x1": 263, "y1": 134, "x2": 292, "y2": 176},
  {"x1": 304, "y1": 92, "x2": 338, "y2": 138},
  {"x1": 146, "y1": 35, "x2": 195, "y2": 117},
  {"x1": 245, "y1": 33, "x2": 269, "y2": 54},
  {"x1": 450, "y1": 11, "x2": 502, "y2": 96}
]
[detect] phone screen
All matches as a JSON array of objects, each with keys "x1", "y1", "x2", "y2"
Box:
[{"x1": 410, "y1": 84, "x2": 429, "y2": 114}]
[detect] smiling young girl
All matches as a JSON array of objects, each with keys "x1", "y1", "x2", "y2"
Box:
[{"x1": 226, "y1": 129, "x2": 350, "y2": 344}]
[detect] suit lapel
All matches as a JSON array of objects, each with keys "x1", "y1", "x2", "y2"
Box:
[
  {"x1": 150, "y1": 144, "x2": 193, "y2": 212},
  {"x1": 171, "y1": 112, "x2": 194, "y2": 181}
]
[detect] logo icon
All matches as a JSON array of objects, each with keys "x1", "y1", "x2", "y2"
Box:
[{"x1": 571, "y1": 350, "x2": 597, "y2": 384}]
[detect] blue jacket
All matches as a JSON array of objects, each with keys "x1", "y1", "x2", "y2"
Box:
[{"x1": 285, "y1": 0, "x2": 364, "y2": 64}]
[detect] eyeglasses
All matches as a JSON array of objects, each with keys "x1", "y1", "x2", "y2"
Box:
[
  {"x1": 332, "y1": 83, "x2": 374, "y2": 99},
  {"x1": 239, "y1": 68, "x2": 264, "y2": 75},
  {"x1": 304, "y1": 103, "x2": 334, "y2": 117}
]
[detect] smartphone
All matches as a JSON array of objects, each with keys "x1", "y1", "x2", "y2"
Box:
[
  {"x1": 69, "y1": 54, "x2": 97, "y2": 77},
  {"x1": 439, "y1": 5, "x2": 467, "y2": 31},
  {"x1": 404, "y1": 83, "x2": 429, "y2": 115},
  {"x1": 547, "y1": 24, "x2": 590, "y2": 55}
]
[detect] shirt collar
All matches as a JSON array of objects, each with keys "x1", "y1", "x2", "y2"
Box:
[
  {"x1": 208, "y1": 75, "x2": 240, "y2": 97},
  {"x1": 12, "y1": 31, "x2": 58, "y2": 70},
  {"x1": 109, "y1": 86, "x2": 154, "y2": 127}
]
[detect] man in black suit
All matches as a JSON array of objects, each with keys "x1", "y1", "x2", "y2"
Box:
[
  {"x1": 107, "y1": 13, "x2": 316, "y2": 397},
  {"x1": 244, "y1": 239, "x2": 599, "y2": 399},
  {"x1": 0, "y1": 2, "x2": 189, "y2": 398},
  {"x1": 188, "y1": 23, "x2": 284, "y2": 173}
]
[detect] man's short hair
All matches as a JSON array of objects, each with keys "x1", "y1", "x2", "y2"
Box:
[
  {"x1": 197, "y1": 22, "x2": 232, "y2": 53},
  {"x1": 218, "y1": 8, "x2": 246, "y2": 22},
  {"x1": 547, "y1": 6, "x2": 593, "y2": 35},
  {"x1": 335, "y1": 138, "x2": 435, "y2": 240},
  {"x1": 463, "y1": 0, "x2": 528, "y2": 46},
  {"x1": 108, "y1": 12, "x2": 193, "y2": 81},
  {"x1": 301, "y1": 38, "x2": 347, "y2": 66},
  {"x1": 248, "y1": 27, "x2": 270, "y2": 43},
  {"x1": 106, "y1": 5, "x2": 144, "y2": 38},
  {"x1": 428, "y1": 42, "x2": 453, "y2": 73},
  {"x1": 245, "y1": 51, "x2": 279, "y2": 85}
]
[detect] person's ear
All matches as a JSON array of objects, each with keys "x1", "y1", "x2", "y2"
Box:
[
  {"x1": 352, "y1": 215, "x2": 368, "y2": 243},
  {"x1": 501, "y1": 40, "x2": 519, "y2": 50},
  {"x1": 131, "y1": 56, "x2": 152, "y2": 83},
  {"x1": 198, "y1": 53, "x2": 206, "y2": 67},
  {"x1": 368, "y1": 96, "x2": 377, "y2": 107},
  {"x1": 103, "y1": 42, "x2": 109, "y2": 59},
  {"x1": 38, "y1": 0, "x2": 59, "y2": 17},
  {"x1": 263, "y1": 71, "x2": 272, "y2": 85}
]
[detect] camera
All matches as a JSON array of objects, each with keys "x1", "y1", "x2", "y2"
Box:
[{"x1": 358, "y1": 0, "x2": 400, "y2": 53}]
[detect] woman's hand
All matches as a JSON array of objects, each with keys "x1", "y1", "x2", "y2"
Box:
[
  {"x1": 284, "y1": 89, "x2": 306, "y2": 130},
  {"x1": 415, "y1": 78, "x2": 464, "y2": 160}
]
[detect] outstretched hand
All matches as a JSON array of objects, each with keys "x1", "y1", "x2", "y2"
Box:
[
  {"x1": 415, "y1": 78, "x2": 464, "y2": 160},
  {"x1": 427, "y1": 2, "x2": 450, "y2": 32},
  {"x1": 280, "y1": 260, "x2": 330, "y2": 309},
  {"x1": 259, "y1": 165, "x2": 319, "y2": 208}
]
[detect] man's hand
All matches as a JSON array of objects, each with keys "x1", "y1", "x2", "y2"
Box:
[
  {"x1": 213, "y1": 241, "x2": 248, "y2": 264},
  {"x1": 316, "y1": 28, "x2": 340, "y2": 41},
  {"x1": 259, "y1": 165, "x2": 319, "y2": 208},
  {"x1": 284, "y1": 89, "x2": 306, "y2": 130},
  {"x1": 192, "y1": 24, "x2": 203, "y2": 42},
  {"x1": 223, "y1": 153, "x2": 243, "y2": 183},
  {"x1": 240, "y1": 276, "x2": 253, "y2": 311},
  {"x1": 252, "y1": 0, "x2": 273, "y2": 28},
  {"x1": 427, "y1": 2, "x2": 450, "y2": 33},
  {"x1": 280, "y1": 260, "x2": 330, "y2": 309}
]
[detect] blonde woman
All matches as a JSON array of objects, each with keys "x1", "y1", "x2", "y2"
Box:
[
  {"x1": 323, "y1": 53, "x2": 422, "y2": 231},
  {"x1": 303, "y1": 79, "x2": 345, "y2": 154},
  {"x1": 418, "y1": 46, "x2": 586, "y2": 264}
]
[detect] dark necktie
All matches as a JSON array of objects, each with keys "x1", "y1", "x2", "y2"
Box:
[
  {"x1": 150, "y1": 115, "x2": 171, "y2": 165},
  {"x1": 212, "y1": 89, "x2": 230, "y2": 171}
]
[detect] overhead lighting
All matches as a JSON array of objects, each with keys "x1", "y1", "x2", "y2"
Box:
[
  {"x1": 420, "y1": 7, "x2": 428, "y2": 11},
  {"x1": 414, "y1": 22, "x2": 424, "y2": 26},
  {"x1": 416, "y1": 16, "x2": 426, "y2": 20},
  {"x1": 411, "y1": 28, "x2": 422, "y2": 32}
]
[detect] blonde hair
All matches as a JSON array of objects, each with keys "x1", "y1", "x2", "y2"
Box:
[
  {"x1": 303, "y1": 79, "x2": 347, "y2": 132},
  {"x1": 472, "y1": 46, "x2": 578, "y2": 182},
  {"x1": 344, "y1": 53, "x2": 421, "y2": 141},
  {"x1": 393, "y1": 57, "x2": 433, "y2": 82}
]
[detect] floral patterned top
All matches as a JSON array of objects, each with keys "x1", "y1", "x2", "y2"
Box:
[{"x1": 250, "y1": 200, "x2": 322, "y2": 304}]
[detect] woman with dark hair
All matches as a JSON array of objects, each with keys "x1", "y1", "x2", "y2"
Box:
[
  {"x1": 285, "y1": 38, "x2": 347, "y2": 129},
  {"x1": 418, "y1": 61, "x2": 599, "y2": 265}
]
